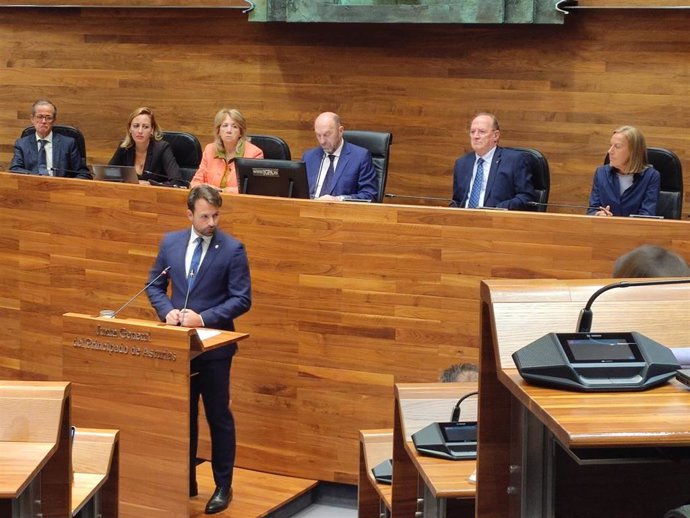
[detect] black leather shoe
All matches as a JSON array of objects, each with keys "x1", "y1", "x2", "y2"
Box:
[
  {"x1": 189, "y1": 480, "x2": 198, "y2": 498},
  {"x1": 205, "y1": 486, "x2": 232, "y2": 514}
]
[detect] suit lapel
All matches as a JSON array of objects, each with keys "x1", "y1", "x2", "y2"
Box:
[
  {"x1": 484, "y1": 147, "x2": 502, "y2": 202},
  {"x1": 192, "y1": 232, "x2": 220, "y2": 289},
  {"x1": 51, "y1": 133, "x2": 63, "y2": 173},
  {"x1": 326, "y1": 142, "x2": 349, "y2": 195}
]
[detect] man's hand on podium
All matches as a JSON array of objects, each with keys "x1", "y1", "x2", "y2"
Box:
[{"x1": 165, "y1": 309, "x2": 203, "y2": 327}]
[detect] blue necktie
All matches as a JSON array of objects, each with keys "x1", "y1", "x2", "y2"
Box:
[
  {"x1": 321, "y1": 154, "x2": 336, "y2": 195},
  {"x1": 188, "y1": 237, "x2": 203, "y2": 287},
  {"x1": 38, "y1": 139, "x2": 48, "y2": 176},
  {"x1": 468, "y1": 158, "x2": 484, "y2": 208}
]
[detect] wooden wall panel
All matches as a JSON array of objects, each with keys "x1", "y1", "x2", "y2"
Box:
[
  {"x1": 0, "y1": 9, "x2": 688, "y2": 217},
  {"x1": 0, "y1": 174, "x2": 688, "y2": 484}
]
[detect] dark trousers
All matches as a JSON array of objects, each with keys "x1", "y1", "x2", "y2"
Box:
[{"x1": 190, "y1": 355, "x2": 235, "y2": 489}]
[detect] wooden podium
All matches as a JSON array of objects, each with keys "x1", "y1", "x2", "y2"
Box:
[{"x1": 62, "y1": 313, "x2": 247, "y2": 518}]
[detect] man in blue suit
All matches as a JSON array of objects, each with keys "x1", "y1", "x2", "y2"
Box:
[
  {"x1": 146, "y1": 185, "x2": 251, "y2": 514},
  {"x1": 302, "y1": 112, "x2": 378, "y2": 201},
  {"x1": 9, "y1": 99, "x2": 91, "y2": 179},
  {"x1": 452, "y1": 113, "x2": 535, "y2": 210}
]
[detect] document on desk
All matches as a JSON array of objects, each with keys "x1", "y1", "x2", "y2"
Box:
[{"x1": 197, "y1": 329, "x2": 221, "y2": 341}]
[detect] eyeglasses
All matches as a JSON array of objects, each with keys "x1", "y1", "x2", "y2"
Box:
[{"x1": 33, "y1": 115, "x2": 55, "y2": 122}]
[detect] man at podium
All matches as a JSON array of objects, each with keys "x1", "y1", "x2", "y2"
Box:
[{"x1": 146, "y1": 185, "x2": 252, "y2": 514}]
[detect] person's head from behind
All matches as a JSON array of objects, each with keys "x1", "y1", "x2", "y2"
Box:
[
  {"x1": 608, "y1": 125, "x2": 648, "y2": 174},
  {"x1": 440, "y1": 363, "x2": 479, "y2": 383},
  {"x1": 122, "y1": 107, "x2": 162, "y2": 149},
  {"x1": 613, "y1": 245, "x2": 690, "y2": 278},
  {"x1": 469, "y1": 113, "x2": 500, "y2": 156},
  {"x1": 187, "y1": 185, "x2": 223, "y2": 237},
  {"x1": 314, "y1": 112, "x2": 344, "y2": 155},
  {"x1": 214, "y1": 108, "x2": 247, "y2": 154},
  {"x1": 31, "y1": 99, "x2": 58, "y2": 139}
]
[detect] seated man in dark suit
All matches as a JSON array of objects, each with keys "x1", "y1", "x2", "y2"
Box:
[
  {"x1": 452, "y1": 113, "x2": 534, "y2": 210},
  {"x1": 9, "y1": 99, "x2": 91, "y2": 179},
  {"x1": 302, "y1": 112, "x2": 378, "y2": 202}
]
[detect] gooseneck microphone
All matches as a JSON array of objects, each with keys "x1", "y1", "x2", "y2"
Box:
[
  {"x1": 179, "y1": 270, "x2": 195, "y2": 327},
  {"x1": 576, "y1": 278, "x2": 690, "y2": 333},
  {"x1": 143, "y1": 170, "x2": 190, "y2": 188},
  {"x1": 450, "y1": 391, "x2": 479, "y2": 422},
  {"x1": 50, "y1": 167, "x2": 93, "y2": 179},
  {"x1": 101, "y1": 266, "x2": 171, "y2": 319},
  {"x1": 385, "y1": 193, "x2": 454, "y2": 204},
  {"x1": 527, "y1": 201, "x2": 602, "y2": 211}
]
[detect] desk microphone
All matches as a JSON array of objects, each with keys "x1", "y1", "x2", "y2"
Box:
[
  {"x1": 576, "y1": 278, "x2": 690, "y2": 333},
  {"x1": 143, "y1": 170, "x2": 189, "y2": 188},
  {"x1": 449, "y1": 391, "x2": 479, "y2": 422},
  {"x1": 385, "y1": 193, "x2": 454, "y2": 204},
  {"x1": 101, "y1": 266, "x2": 171, "y2": 319}
]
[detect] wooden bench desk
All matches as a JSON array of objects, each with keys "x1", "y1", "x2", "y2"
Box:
[
  {"x1": 71, "y1": 428, "x2": 119, "y2": 518},
  {"x1": 0, "y1": 380, "x2": 71, "y2": 517},
  {"x1": 359, "y1": 429, "x2": 393, "y2": 518}
]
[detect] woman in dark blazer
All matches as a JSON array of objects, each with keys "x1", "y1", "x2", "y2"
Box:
[{"x1": 109, "y1": 106, "x2": 182, "y2": 186}]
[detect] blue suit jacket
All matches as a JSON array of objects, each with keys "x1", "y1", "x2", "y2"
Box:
[
  {"x1": 452, "y1": 146, "x2": 535, "y2": 210},
  {"x1": 587, "y1": 165, "x2": 660, "y2": 217},
  {"x1": 9, "y1": 132, "x2": 91, "y2": 179},
  {"x1": 302, "y1": 141, "x2": 378, "y2": 201},
  {"x1": 146, "y1": 228, "x2": 252, "y2": 361}
]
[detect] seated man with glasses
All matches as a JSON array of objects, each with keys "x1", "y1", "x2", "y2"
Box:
[{"x1": 9, "y1": 99, "x2": 91, "y2": 179}]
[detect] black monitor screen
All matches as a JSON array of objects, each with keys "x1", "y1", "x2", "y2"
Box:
[
  {"x1": 439, "y1": 422, "x2": 477, "y2": 443},
  {"x1": 235, "y1": 158, "x2": 310, "y2": 199},
  {"x1": 558, "y1": 333, "x2": 643, "y2": 363}
]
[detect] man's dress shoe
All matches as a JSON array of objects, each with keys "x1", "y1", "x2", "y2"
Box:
[{"x1": 205, "y1": 486, "x2": 232, "y2": 514}]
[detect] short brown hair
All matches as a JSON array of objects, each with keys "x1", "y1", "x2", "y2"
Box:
[{"x1": 187, "y1": 185, "x2": 223, "y2": 211}]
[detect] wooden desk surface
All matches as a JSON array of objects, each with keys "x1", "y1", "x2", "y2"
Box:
[
  {"x1": 396, "y1": 383, "x2": 477, "y2": 499},
  {"x1": 499, "y1": 369, "x2": 690, "y2": 448},
  {"x1": 0, "y1": 442, "x2": 55, "y2": 498}
]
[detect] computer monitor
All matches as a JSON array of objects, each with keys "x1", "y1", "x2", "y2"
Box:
[
  {"x1": 235, "y1": 158, "x2": 310, "y2": 199},
  {"x1": 91, "y1": 164, "x2": 140, "y2": 184}
]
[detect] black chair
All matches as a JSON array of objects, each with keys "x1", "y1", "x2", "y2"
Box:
[
  {"x1": 603, "y1": 147, "x2": 683, "y2": 220},
  {"x1": 343, "y1": 130, "x2": 393, "y2": 203},
  {"x1": 161, "y1": 131, "x2": 202, "y2": 185},
  {"x1": 21, "y1": 125, "x2": 87, "y2": 167},
  {"x1": 507, "y1": 147, "x2": 550, "y2": 212},
  {"x1": 247, "y1": 134, "x2": 291, "y2": 160}
]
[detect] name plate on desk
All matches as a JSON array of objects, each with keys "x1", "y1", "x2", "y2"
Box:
[{"x1": 412, "y1": 421, "x2": 477, "y2": 460}]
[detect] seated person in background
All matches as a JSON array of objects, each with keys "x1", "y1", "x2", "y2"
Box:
[
  {"x1": 613, "y1": 245, "x2": 690, "y2": 278},
  {"x1": 109, "y1": 106, "x2": 181, "y2": 186},
  {"x1": 302, "y1": 112, "x2": 378, "y2": 202},
  {"x1": 191, "y1": 108, "x2": 264, "y2": 194},
  {"x1": 440, "y1": 363, "x2": 479, "y2": 383},
  {"x1": 452, "y1": 113, "x2": 535, "y2": 210},
  {"x1": 10, "y1": 99, "x2": 91, "y2": 179},
  {"x1": 587, "y1": 126, "x2": 660, "y2": 217}
]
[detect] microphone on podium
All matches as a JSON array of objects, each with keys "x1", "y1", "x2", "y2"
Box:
[
  {"x1": 576, "y1": 278, "x2": 690, "y2": 333},
  {"x1": 179, "y1": 270, "x2": 195, "y2": 327},
  {"x1": 101, "y1": 266, "x2": 171, "y2": 319}
]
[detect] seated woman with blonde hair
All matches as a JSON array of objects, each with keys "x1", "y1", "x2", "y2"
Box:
[
  {"x1": 587, "y1": 125, "x2": 660, "y2": 217},
  {"x1": 109, "y1": 106, "x2": 181, "y2": 186},
  {"x1": 191, "y1": 108, "x2": 264, "y2": 193}
]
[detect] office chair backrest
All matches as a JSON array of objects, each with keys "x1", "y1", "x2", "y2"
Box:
[
  {"x1": 507, "y1": 147, "x2": 550, "y2": 212},
  {"x1": 247, "y1": 134, "x2": 292, "y2": 160},
  {"x1": 603, "y1": 146, "x2": 683, "y2": 219},
  {"x1": 161, "y1": 131, "x2": 202, "y2": 185},
  {"x1": 21, "y1": 125, "x2": 88, "y2": 167},
  {"x1": 343, "y1": 130, "x2": 393, "y2": 203}
]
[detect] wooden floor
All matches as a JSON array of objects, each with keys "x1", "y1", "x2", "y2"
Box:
[{"x1": 190, "y1": 462, "x2": 318, "y2": 517}]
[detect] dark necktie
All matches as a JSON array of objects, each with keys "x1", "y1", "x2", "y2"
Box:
[
  {"x1": 188, "y1": 237, "x2": 203, "y2": 287},
  {"x1": 321, "y1": 154, "x2": 336, "y2": 195},
  {"x1": 38, "y1": 139, "x2": 48, "y2": 176},
  {"x1": 468, "y1": 158, "x2": 485, "y2": 208}
]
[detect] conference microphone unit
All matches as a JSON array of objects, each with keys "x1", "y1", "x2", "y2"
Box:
[
  {"x1": 449, "y1": 390, "x2": 479, "y2": 422},
  {"x1": 576, "y1": 278, "x2": 690, "y2": 333},
  {"x1": 143, "y1": 170, "x2": 190, "y2": 188},
  {"x1": 101, "y1": 266, "x2": 171, "y2": 319},
  {"x1": 526, "y1": 200, "x2": 601, "y2": 211}
]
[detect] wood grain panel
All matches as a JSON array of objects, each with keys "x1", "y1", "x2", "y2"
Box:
[
  {"x1": 0, "y1": 9, "x2": 688, "y2": 217},
  {"x1": 0, "y1": 174, "x2": 689, "y2": 486}
]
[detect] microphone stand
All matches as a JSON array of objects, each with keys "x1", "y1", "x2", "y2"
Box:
[{"x1": 101, "y1": 266, "x2": 171, "y2": 319}]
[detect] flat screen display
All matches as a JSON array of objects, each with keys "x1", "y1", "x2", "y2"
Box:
[
  {"x1": 558, "y1": 333, "x2": 643, "y2": 363},
  {"x1": 235, "y1": 158, "x2": 310, "y2": 199},
  {"x1": 439, "y1": 422, "x2": 477, "y2": 443}
]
